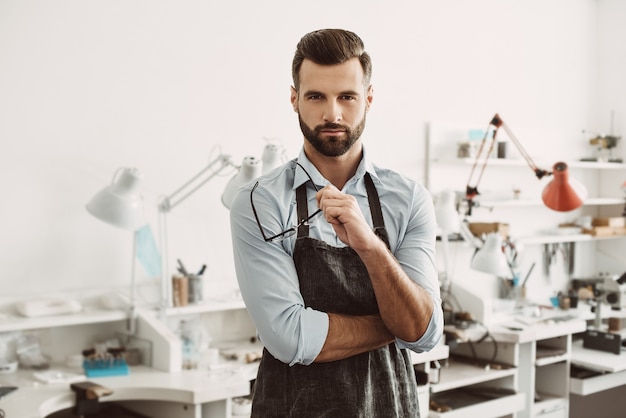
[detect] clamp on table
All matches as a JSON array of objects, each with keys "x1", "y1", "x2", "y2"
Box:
[{"x1": 70, "y1": 381, "x2": 113, "y2": 416}]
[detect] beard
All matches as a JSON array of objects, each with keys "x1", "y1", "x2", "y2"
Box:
[{"x1": 298, "y1": 114, "x2": 366, "y2": 157}]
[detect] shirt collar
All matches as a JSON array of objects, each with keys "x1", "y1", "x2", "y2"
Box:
[{"x1": 292, "y1": 146, "x2": 379, "y2": 191}]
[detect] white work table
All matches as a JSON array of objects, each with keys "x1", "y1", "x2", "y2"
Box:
[
  {"x1": 0, "y1": 346, "x2": 448, "y2": 418},
  {"x1": 0, "y1": 365, "x2": 251, "y2": 418},
  {"x1": 488, "y1": 316, "x2": 587, "y2": 343},
  {"x1": 447, "y1": 308, "x2": 587, "y2": 344}
]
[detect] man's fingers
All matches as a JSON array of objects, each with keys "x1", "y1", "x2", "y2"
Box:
[{"x1": 316, "y1": 184, "x2": 341, "y2": 207}]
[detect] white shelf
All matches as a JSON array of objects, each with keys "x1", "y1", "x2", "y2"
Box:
[
  {"x1": 568, "y1": 161, "x2": 626, "y2": 169},
  {"x1": 517, "y1": 233, "x2": 626, "y2": 245},
  {"x1": 477, "y1": 197, "x2": 624, "y2": 208},
  {"x1": 430, "y1": 391, "x2": 525, "y2": 418},
  {"x1": 431, "y1": 359, "x2": 517, "y2": 393},
  {"x1": 161, "y1": 298, "x2": 246, "y2": 316},
  {"x1": 447, "y1": 231, "x2": 624, "y2": 245},
  {"x1": 0, "y1": 308, "x2": 127, "y2": 333},
  {"x1": 517, "y1": 234, "x2": 593, "y2": 245},
  {"x1": 437, "y1": 158, "x2": 626, "y2": 170},
  {"x1": 536, "y1": 353, "x2": 570, "y2": 367},
  {"x1": 585, "y1": 197, "x2": 626, "y2": 205}
]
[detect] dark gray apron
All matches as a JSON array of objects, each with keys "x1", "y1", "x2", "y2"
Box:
[{"x1": 250, "y1": 174, "x2": 420, "y2": 417}]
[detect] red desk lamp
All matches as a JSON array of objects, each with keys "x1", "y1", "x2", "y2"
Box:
[{"x1": 465, "y1": 114, "x2": 587, "y2": 214}]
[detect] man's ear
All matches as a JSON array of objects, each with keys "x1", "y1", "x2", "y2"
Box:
[
  {"x1": 290, "y1": 86, "x2": 299, "y2": 112},
  {"x1": 366, "y1": 85, "x2": 373, "y2": 112}
]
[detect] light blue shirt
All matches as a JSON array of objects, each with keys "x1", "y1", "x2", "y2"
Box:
[{"x1": 230, "y1": 147, "x2": 443, "y2": 366}]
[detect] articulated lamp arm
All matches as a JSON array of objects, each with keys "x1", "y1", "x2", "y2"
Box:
[
  {"x1": 158, "y1": 154, "x2": 235, "y2": 213},
  {"x1": 157, "y1": 153, "x2": 236, "y2": 314},
  {"x1": 464, "y1": 113, "x2": 585, "y2": 215}
]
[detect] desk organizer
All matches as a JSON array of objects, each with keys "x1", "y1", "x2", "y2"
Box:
[{"x1": 83, "y1": 359, "x2": 130, "y2": 377}]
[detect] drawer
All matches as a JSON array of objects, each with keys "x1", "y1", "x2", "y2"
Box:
[
  {"x1": 429, "y1": 389, "x2": 525, "y2": 418},
  {"x1": 570, "y1": 368, "x2": 626, "y2": 395},
  {"x1": 532, "y1": 398, "x2": 568, "y2": 417}
]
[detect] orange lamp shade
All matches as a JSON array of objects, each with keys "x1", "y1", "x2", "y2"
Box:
[{"x1": 542, "y1": 162, "x2": 587, "y2": 212}]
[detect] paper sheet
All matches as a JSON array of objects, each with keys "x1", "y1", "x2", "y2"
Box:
[{"x1": 135, "y1": 225, "x2": 162, "y2": 277}]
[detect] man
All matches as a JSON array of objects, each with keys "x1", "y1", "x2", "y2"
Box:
[{"x1": 230, "y1": 28, "x2": 443, "y2": 417}]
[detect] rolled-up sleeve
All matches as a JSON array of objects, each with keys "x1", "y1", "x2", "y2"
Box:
[
  {"x1": 230, "y1": 179, "x2": 328, "y2": 366},
  {"x1": 395, "y1": 298, "x2": 444, "y2": 352},
  {"x1": 387, "y1": 181, "x2": 444, "y2": 352}
]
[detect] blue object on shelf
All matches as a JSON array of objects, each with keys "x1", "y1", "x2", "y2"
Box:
[{"x1": 83, "y1": 359, "x2": 130, "y2": 377}]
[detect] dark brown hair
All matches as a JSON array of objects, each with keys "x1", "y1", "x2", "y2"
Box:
[{"x1": 292, "y1": 29, "x2": 372, "y2": 92}]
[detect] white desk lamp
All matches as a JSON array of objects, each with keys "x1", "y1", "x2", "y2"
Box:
[
  {"x1": 86, "y1": 167, "x2": 146, "y2": 334},
  {"x1": 159, "y1": 143, "x2": 283, "y2": 313},
  {"x1": 261, "y1": 143, "x2": 284, "y2": 174},
  {"x1": 158, "y1": 153, "x2": 245, "y2": 315},
  {"x1": 221, "y1": 156, "x2": 262, "y2": 209},
  {"x1": 470, "y1": 232, "x2": 514, "y2": 279},
  {"x1": 89, "y1": 144, "x2": 284, "y2": 320},
  {"x1": 434, "y1": 190, "x2": 515, "y2": 286}
]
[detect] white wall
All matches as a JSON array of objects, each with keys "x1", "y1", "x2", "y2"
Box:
[{"x1": 0, "y1": 0, "x2": 622, "y2": 304}]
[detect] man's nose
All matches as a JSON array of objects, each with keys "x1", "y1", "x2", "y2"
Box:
[{"x1": 323, "y1": 102, "x2": 342, "y2": 123}]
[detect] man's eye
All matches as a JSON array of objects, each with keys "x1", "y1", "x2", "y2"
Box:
[
  {"x1": 340, "y1": 96, "x2": 356, "y2": 101},
  {"x1": 307, "y1": 95, "x2": 323, "y2": 101}
]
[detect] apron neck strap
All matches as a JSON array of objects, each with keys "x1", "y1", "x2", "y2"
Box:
[
  {"x1": 364, "y1": 173, "x2": 390, "y2": 250},
  {"x1": 296, "y1": 184, "x2": 310, "y2": 238}
]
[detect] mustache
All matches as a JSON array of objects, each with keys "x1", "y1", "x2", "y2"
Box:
[{"x1": 316, "y1": 123, "x2": 347, "y2": 132}]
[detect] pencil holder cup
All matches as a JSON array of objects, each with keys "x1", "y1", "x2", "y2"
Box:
[{"x1": 188, "y1": 274, "x2": 204, "y2": 304}]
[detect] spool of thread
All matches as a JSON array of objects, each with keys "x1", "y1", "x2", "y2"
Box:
[
  {"x1": 608, "y1": 317, "x2": 621, "y2": 332},
  {"x1": 497, "y1": 141, "x2": 507, "y2": 158},
  {"x1": 172, "y1": 275, "x2": 188, "y2": 307}
]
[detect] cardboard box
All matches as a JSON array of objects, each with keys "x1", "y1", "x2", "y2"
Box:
[
  {"x1": 468, "y1": 222, "x2": 509, "y2": 239},
  {"x1": 583, "y1": 226, "x2": 626, "y2": 237},
  {"x1": 592, "y1": 217, "x2": 626, "y2": 227}
]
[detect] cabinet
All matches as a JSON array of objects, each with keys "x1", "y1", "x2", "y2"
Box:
[
  {"x1": 411, "y1": 345, "x2": 451, "y2": 417},
  {"x1": 568, "y1": 308, "x2": 626, "y2": 418},
  {"x1": 431, "y1": 313, "x2": 584, "y2": 418},
  {"x1": 428, "y1": 353, "x2": 524, "y2": 417},
  {"x1": 0, "y1": 290, "x2": 252, "y2": 418},
  {"x1": 527, "y1": 334, "x2": 573, "y2": 417},
  {"x1": 418, "y1": 120, "x2": 617, "y2": 416}
]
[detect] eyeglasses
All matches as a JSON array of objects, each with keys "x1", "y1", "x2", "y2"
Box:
[{"x1": 250, "y1": 162, "x2": 323, "y2": 242}]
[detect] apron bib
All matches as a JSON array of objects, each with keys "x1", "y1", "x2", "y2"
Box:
[{"x1": 251, "y1": 174, "x2": 420, "y2": 417}]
